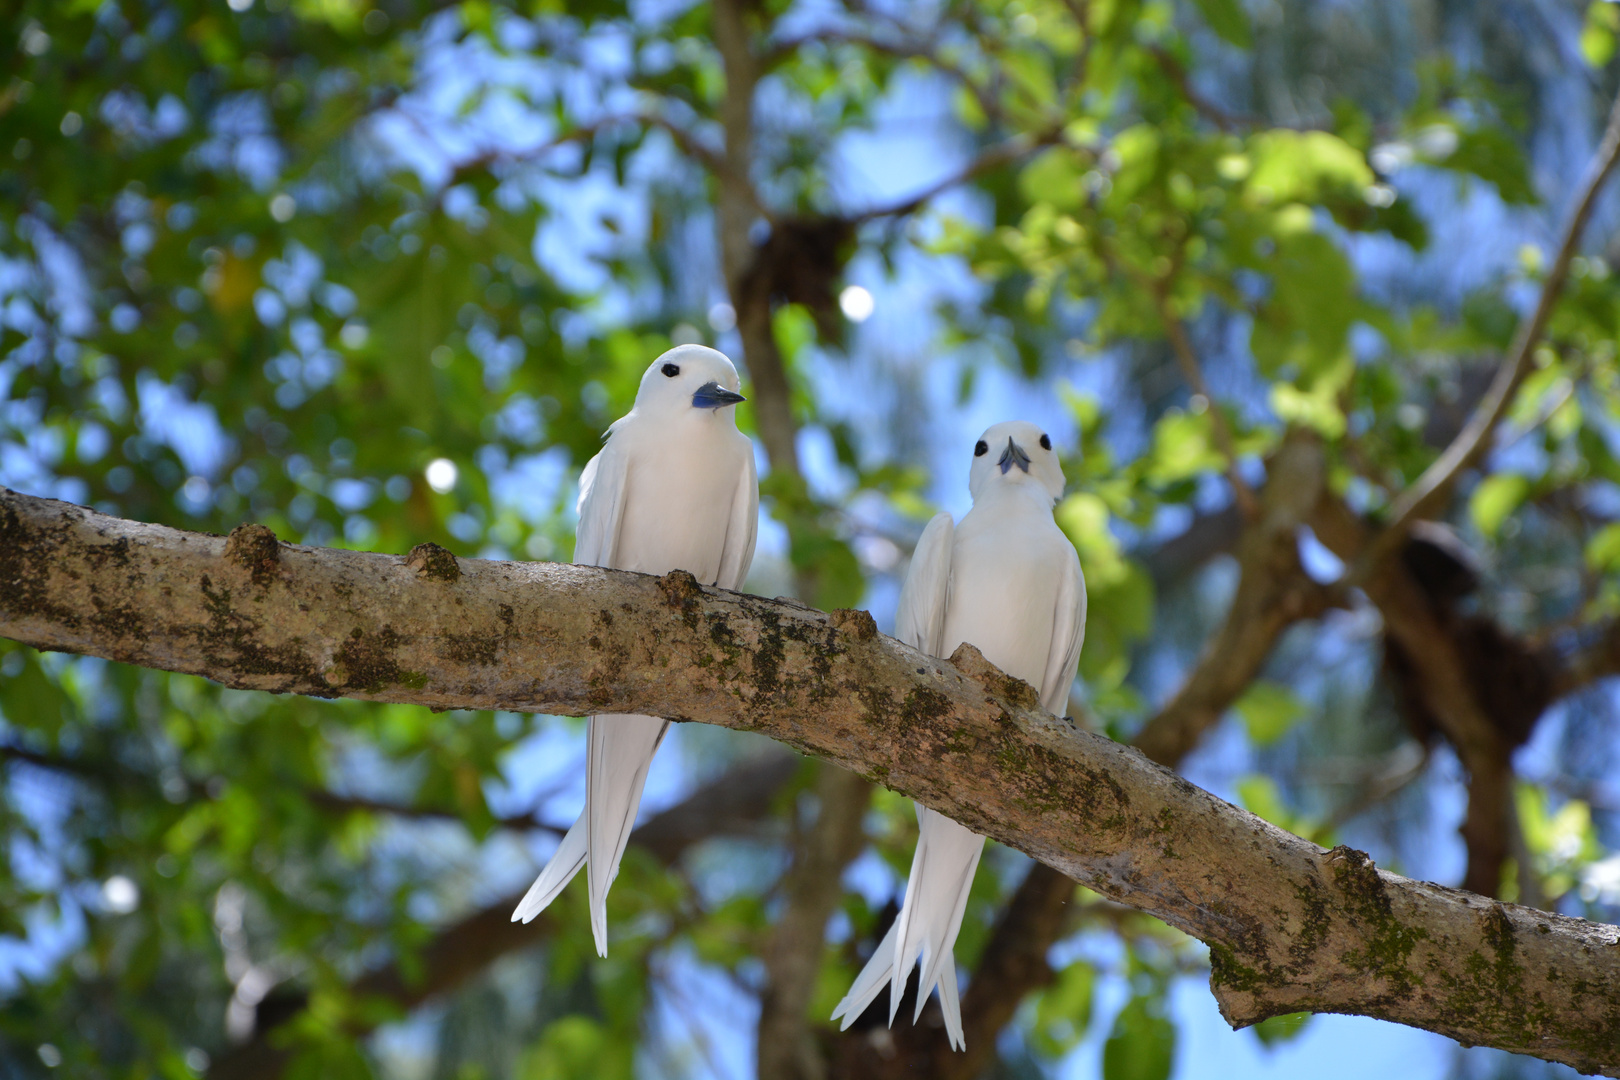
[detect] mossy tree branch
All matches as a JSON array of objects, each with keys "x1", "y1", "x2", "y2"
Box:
[{"x1": 4, "y1": 487, "x2": 1620, "y2": 1075}]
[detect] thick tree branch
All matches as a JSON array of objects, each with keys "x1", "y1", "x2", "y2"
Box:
[
  {"x1": 1553, "y1": 618, "x2": 1620, "y2": 698},
  {"x1": 1371, "y1": 87, "x2": 1620, "y2": 570},
  {"x1": 1135, "y1": 503, "x2": 1244, "y2": 585},
  {"x1": 1133, "y1": 430, "x2": 1338, "y2": 764},
  {"x1": 6, "y1": 492, "x2": 1620, "y2": 1074},
  {"x1": 1311, "y1": 494, "x2": 1524, "y2": 898}
]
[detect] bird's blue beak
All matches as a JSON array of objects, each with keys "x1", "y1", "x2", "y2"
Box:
[
  {"x1": 998, "y1": 436, "x2": 1031, "y2": 475},
  {"x1": 692, "y1": 381, "x2": 746, "y2": 409}
]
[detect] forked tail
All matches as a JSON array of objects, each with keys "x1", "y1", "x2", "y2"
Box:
[
  {"x1": 830, "y1": 805, "x2": 983, "y2": 1050},
  {"x1": 510, "y1": 714, "x2": 669, "y2": 957}
]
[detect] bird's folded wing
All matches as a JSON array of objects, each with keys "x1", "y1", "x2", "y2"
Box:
[
  {"x1": 716, "y1": 445, "x2": 758, "y2": 593},
  {"x1": 574, "y1": 435, "x2": 629, "y2": 570},
  {"x1": 895, "y1": 512, "x2": 954, "y2": 656},
  {"x1": 1038, "y1": 548, "x2": 1088, "y2": 717}
]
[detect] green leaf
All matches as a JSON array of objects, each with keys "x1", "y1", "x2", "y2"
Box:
[
  {"x1": 772, "y1": 303, "x2": 817, "y2": 366},
  {"x1": 1469, "y1": 473, "x2": 1531, "y2": 538},
  {"x1": 1587, "y1": 522, "x2": 1620, "y2": 572},
  {"x1": 1102, "y1": 995, "x2": 1175, "y2": 1080},
  {"x1": 1020, "y1": 148, "x2": 1088, "y2": 211},
  {"x1": 1583, "y1": 0, "x2": 1620, "y2": 67},
  {"x1": 1192, "y1": 0, "x2": 1252, "y2": 47},
  {"x1": 520, "y1": 1016, "x2": 633, "y2": 1080},
  {"x1": 1448, "y1": 127, "x2": 1537, "y2": 205},
  {"x1": 1143, "y1": 412, "x2": 1226, "y2": 487},
  {"x1": 1032, "y1": 960, "x2": 1096, "y2": 1058},
  {"x1": 1269, "y1": 356, "x2": 1352, "y2": 438},
  {"x1": 1235, "y1": 681, "x2": 1307, "y2": 746},
  {"x1": 1246, "y1": 131, "x2": 1373, "y2": 206},
  {"x1": 1252, "y1": 1012, "x2": 1314, "y2": 1046},
  {"x1": 1236, "y1": 775, "x2": 1292, "y2": 829},
  {"x1": 1057, "y1": 492, "x2": 1129, "y2": 587},
  {"x1": 1250, "y1": 233, "x2": 1357, "y2": 380}
]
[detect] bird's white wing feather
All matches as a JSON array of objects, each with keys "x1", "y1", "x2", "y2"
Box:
[
  {"x1": 585, "y1": 713, "x2": 669, "y2": 957},
  {"x1": 894, "y1": 512, "x2": 954, "y2": 655},
  {"x1": 1037, "y1": 548, "x2": 1088, "y2": 716},
  {"x1": 573, "y1": 433, "x2": 629, "y2": 569},
  {"x1": 715, "y1": 445, "x2": 758, "y2": 592}
]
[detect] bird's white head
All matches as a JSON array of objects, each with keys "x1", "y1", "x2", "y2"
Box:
[
  {"x1": 633, "y1": 344, "x2": 746, "y2": 420},
  {"x1": 967, "y1": 420, "x2": 1065, "y2": 505}
]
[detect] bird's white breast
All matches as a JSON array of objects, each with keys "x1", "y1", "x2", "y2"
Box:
[
  {"x1": 611, "y1": 414, "x2": 751, "y2": 583},
  {"x1": 940, "y1": 490, "x2": 1073, "y2": 689}
]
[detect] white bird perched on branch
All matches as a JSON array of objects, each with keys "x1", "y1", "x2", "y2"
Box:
[
  {"x1": 511, "y1": 344, "x2": 758, "y2": 956},
  {"x1": 832, "y1": 420, "x2": 1087, "y2": 1050}
]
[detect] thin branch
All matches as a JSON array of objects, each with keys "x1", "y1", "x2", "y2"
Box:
[
  {"x1": 1146, "y1": 45, "x2": 1268, "y2": 132},
  {"x1": 0, "y1": 743, "x2": 569, "y2": 836},
  {"x1": 301, "y1": 789, "x2": 568, "y2": 836},
  {"x1": 849, "y1": 125, "x2": 1068, "y2": 224},
  {"x1": 1148, "y1": 279, "x2": 1261, "y2": 519},
  {"x1": 1369, "y1": 87, "x2": 1620, "y2": 572},
  {"x1": 431, "y1": 109, "x2": 770, "y2": 219},
  {"x1": 762, "y1": 27, "x2": 1003, "y2": 128}
]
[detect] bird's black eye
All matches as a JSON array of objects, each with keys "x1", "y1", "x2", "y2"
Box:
[
  {"x1": 974, "y1": 440, "x2": 988, "y2": 457},
  {"x1": 661, "y1": 363, "x2": 681, "y2": 378},
  {"x1": 1039, "y1": 433, "x2": 1051, "y2": 450}
]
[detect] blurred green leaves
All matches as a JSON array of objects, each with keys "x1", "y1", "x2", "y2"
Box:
[
  {"x1": 1102, "y1": 994, "x2": 1175, "y2": 1080},
  {"x1": 1031, "y1": 959, "x2": 1096, "y2": 1057},
  {"x1": 3, "y1": 0, "x2": 1619, "y2": 1076},
  {"x1": 1234, "y1": 681, "x2": 1307, "y2": 747}
]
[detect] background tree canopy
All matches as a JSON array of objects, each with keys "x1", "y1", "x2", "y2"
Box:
[{"x1": 5, "y1": 0, "x2": 1620, "y2": 1078}]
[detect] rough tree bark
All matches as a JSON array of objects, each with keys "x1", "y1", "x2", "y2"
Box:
[{"x1": 5, "y1": 489, "x2": 1620, "y2": 1076}]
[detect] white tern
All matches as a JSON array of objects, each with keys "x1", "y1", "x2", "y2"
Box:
[
  {"x1": 831, "y1": 420, "x2": 1087, "y2": 1049},
  {"x1": 511, "y1": 344, "x2": 758, "y2": 956}
]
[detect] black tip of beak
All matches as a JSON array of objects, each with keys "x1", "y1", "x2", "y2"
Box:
[
  {"x1": 692, "y1": 381, "x2": 746, "y2": 409},
  {"x1": 998, "y1": 436, "x2": 1031, "y2": 475}
]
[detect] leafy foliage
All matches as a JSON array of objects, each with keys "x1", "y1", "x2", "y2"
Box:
[{"x1": 2, "y1": 0, "x2": 1620, "y2": 1078}]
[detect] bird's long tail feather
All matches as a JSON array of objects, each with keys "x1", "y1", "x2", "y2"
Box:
[
  {"x1": 587, "y1": 713, "x2": 668, "y2": 956},
  {"x1": 509, "y1": 713, "x2": 669, "y2": 958},
  {"x1": 511, "y1": 811, "x2": 587, "y2": 925},
  {"x1": 830, "y1": 805, "x2": 982, "y2": 1050},
  {"x1": 831, "y1": 920, "x2": 899, "y2": 1030}
]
